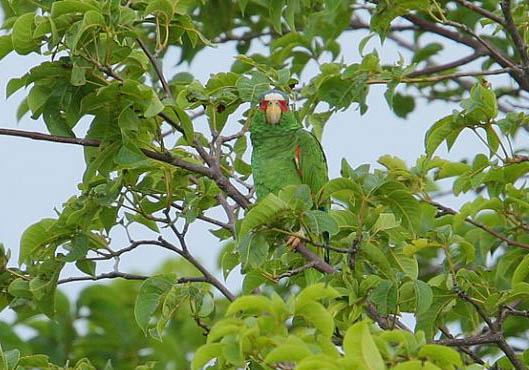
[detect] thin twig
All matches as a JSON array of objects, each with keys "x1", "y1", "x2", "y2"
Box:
[
  {"x1": 408, "y1": 51, "x2": 485, "y2": 77},
  {"x1": 438, "y1": 326, "x2": 485, "y2": 365},
  {"x1": 427, "y1": 200, "x2": 529, "y2": 250},
  {"x1": 158, "y1": 237, "x2": 236, "y2": 301},
  {"x1": 500, "y1": 0, "x2": 529, "y2": 69},
  {"x1": 58, "y1": 271, "x2": 148, "y2": 284},
  {"x1": 275, "y1": 262, "x2": 317, "y2": 280},
  {"x1": 0, "y1": 128, "x2": 251, "y2": 210},
  {"x1": 454, "y1": 0, "x2": 505, "y2": 26},
  {"x1": 136, "y1": 37, "x2": 173, "y2": 98}
]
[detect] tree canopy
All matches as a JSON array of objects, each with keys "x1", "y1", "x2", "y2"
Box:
[{"x1": 2, "y1": 0, "x2": 529, "y2": 369}]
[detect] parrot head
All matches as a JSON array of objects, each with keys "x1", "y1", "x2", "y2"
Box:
[{"x1": 259, "y1": 90, "x2": 289, "y2": 125}]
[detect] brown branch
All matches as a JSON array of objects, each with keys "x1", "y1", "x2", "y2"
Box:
[
  {"x1": 293, "y1": 243, "x2": 335, "y2": 274},
  {"x1": 433, "y1": 331, "x2": 501, "y2": 346},
  {"x1": 505, "y1": 309, "x2": 529, "y2": 318},
  {"x1": 497, "y1": 337, "x2": 525, "y2": 370},
  {"x1": 58, "y1": 271, "x2": 148, "y2": 284},
  {"x1": 427, "y1": 200, "x2": 529, "y2": 251},
  {"x1": 157, "y1": 237, "x2": 236, "y2": 301},
  {"x1": 500, "y1": 0, "x2": 529, "y2": 68},
  {"x1": 408, "y1": 51, "x2": 485, "y2": 77},
  {"x1": 213, "y1": 31, "x2": 273, "y2": 44},
  {"x1": 454, "y1": 0, "x2": 505, "y2": 26},
  {"x1": 349, "y1": 17, "x2": 417, "y2": 32},
  {"x1": 404, "y1": 14, "x2": 519, "y2": 73},
  {"x1": 365, "y1": 301, "x2": 412, "y2": 332},
  {"x1": 438, "y1": 326, "x2": 485, "y2": 365},
  {"x1": 0, "y1": 128, "x2": 253, "y2": 209},
  {"x1": 136, "y1": 37, "x2": 173, "y2": 99},
  {"x1": 275, "y1": 261, "x2": 317, "y2": 280}
]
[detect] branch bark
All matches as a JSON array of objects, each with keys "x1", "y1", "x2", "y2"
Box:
[
  {"x1": 500, "y1": 0, "x2": 529, "y2": 69},
  {"x1": 427, "y1": 200, "x2": 529, "y2": 251}
]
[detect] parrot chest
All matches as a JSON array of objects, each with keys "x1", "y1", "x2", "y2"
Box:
[{"x1": 251, "y1": 134, "x2": 302, "y2": 198}]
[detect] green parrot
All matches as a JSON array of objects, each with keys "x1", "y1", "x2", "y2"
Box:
[{"x1": 249, "y1": 89, "x2": 330, "y2": 258}]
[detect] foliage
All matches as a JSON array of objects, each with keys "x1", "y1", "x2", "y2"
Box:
[{"x1": 2, "y1": 0, "x2": 529, "y2": 369}]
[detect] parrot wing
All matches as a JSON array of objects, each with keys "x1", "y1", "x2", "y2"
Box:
[{"x1": 294, "y1": 129, "x2": 329, "y2": 203}]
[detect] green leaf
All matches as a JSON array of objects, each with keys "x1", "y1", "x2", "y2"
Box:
[
  {"x1": 343, "y1": 320, "x2": 385, "y2": 370},
  {"x1": 296, "y1": 283, "x2": 340, "y2": 306},
  {"x1": 308, "y1": 111, "x2": 333, "y2": 141},
  {"x1": 373, "y1": 213, "x2": 400, "y2": 232},
  {"x1": 393, "y1": 94, "x2": 415, "y2": 119},
  {"x1": 6, "y1": 77, "x2": 27, "y2": 99},
  {"x1": 278, "y1": 184, "x2": 313, "y2": 211},
  {"x1": 384, "y1": 190, "x2": 420, "y2": 231},
  {"x1": 236, "y1": 232, "x2": 269, "y2": 270},
  {"x1": 17, "y1": 355, "x2": 50, "y2": 368},
  {"x1": 146, "y1": 0, "x2": 174, "y2": 24},
  {"x1": 414, "y1": 280, "x2": 433, "y2": 314},
  {"x1": 360, "y1": 242, "x2": 393, "y2": 278},
  {"x1": 2, "y1": 349, "x2": 20, "y2": 370},
  {"x1": 12, "y1": 13, "x2": 37, "y2": 55},
  {"x1": 239, "y1": 193, "x2": 288, "y2": 237},
  {"x1": 19, "y1": 218, "x2": 58, "y2": 265},
  {"x1": 191, "y1": 343, "x2": 224, "y2": 370},
  {"x1": 416, "y1": 289, "x2": 455, "y2": 339},
  {"x1": 412, "y1": 43, "x2": 443, "y2": 63},
  {"x1": 371, "y1": 0, "x2": 430, "y2": 40},
  {"x1": 51, "y1": 0, "x2": 100, "y2": 18},
  {"x1": 236, "y1": 71, "x2": 270, "y2": 103},
  {"x1": 425, "y1": 115, "x2": 457, "y2": 158},
  {"x1": 317, "y1": 178, "x2": 363, "y2": 204},
  {"x1": 295, "y1": 301, "x2": 334, "y2": 337},
  {"x1": 75, "y1": 259, "x2": 96, "y2": 277},
  {"x1": 461, "y1": 83, "x2": 498, "y2": 122},
  {"x1": 370, "y1": 280, "x2": 397, "y2": 315},
  {"x1": 264, "y1": 344, "x2": 312, "y2": 364},
  {"x1": 512, "y1": 254, "x2": 529, "y2": 286},
  {"x1": 115, "y1": 144, "x2": 148, "y2": 166},
  {"x1": 8, "y1": 278, "x2": 32, "y2": 299},
  {"x1": 29, "y1": 258, "x2": 64, "y2": 318},
  {"x1": 242, "y1": 270, "x2": 266, "y2": 294},
  {"x1": 302, "y1": 210, "x2": 339, "y2": 235},
  {"x1": 134, "y1": 274, "x2": 175, "y2": 335},
  {"x1": 226, "y1": 295, "x2": 273, "y2": 316},
  {"x1": 0, "y1": 35, "x2": 13, "y2": 60},
  {"x1": 264, "y1": 344, "x2": 312, "y2": 365},
  {"x1": 27, "y1": 85, "x2": 51, "y2": 116},
  {"x1": 418, "y1": 344, "x2": 463, "y2": 369}
]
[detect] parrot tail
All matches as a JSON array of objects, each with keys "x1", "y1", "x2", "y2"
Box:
[{"x1": 323, "y1": 231, "x2": 330, "y2": 263}]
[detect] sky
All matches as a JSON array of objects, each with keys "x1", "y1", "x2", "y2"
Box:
[{"x1": 0, "y1": 14, "x2": 510, "y2": 329}]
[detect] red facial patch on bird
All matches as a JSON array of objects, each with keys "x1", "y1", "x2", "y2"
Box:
[
  {"x1": 279, "y1": 100, "x2": 288, "y2": 112},
  {"x1": 259, "y1": 100, "x2": 268, "y2": 111},
  {"x1": 295, "y1": 144, "x2": 303, "y2": 178}
]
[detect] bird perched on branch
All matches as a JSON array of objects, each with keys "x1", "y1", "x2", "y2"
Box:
[{"x1": 249, "y1": 89, "x2": 330, "y2": 258}]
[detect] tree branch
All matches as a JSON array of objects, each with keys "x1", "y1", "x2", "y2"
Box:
[
  {"x1": 408, "y1": 51, "x2": 485, "y2": 77},
  {"x1": 364, "y1": 302, "x2": 412, "y2": 332},
  {"x1": 58, "y1": 271, "x2": 149, "y2": 284},
  {"x1": 427, "y1": 200, "x2": 529, "y2": 251},
  {"x1": 438, "y1": 326, "x2": 485, "y2": 365},
  {"x1": 275, "y1": 262, "x2": 317, "y2": 280},
  {"x1": 433, "y1": 331, "x2": 501, "y2": 346},
  {"x1": 500, "y1": 0, "x2": 529, "y2": 69},
  {"x1": 404, "y1": 14, "x2": 519, "y2": 74},
  {"x1": 136, "y1": 37, "x2": 173, "y2": 99},
  {"x1": 454, "y1": 0, "x2": 505, "y2": 26},
  {"x1": 0, "y1": 128, "x2": 253, "y2": 210},
  {"x1": 157, "y1": 237, "x2": 236, "y2": 301}
]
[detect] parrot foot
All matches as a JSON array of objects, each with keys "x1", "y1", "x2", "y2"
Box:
[{"x1": 286, "y1": 230, "x2": 305, "y2": 249}]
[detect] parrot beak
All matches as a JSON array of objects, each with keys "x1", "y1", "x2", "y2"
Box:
[{"x1": 265, "y1": 101, "x2": 282, "y2": 125}]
